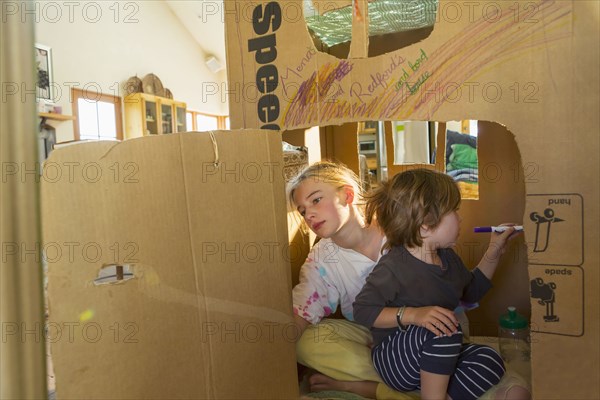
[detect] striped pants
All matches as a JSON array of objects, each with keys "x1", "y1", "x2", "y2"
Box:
[{"x1": 372, "y1": 325, "x2": 505, "y2": 400}]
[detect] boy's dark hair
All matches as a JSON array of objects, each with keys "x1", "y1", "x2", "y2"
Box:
[{"x1": 365, "y1": 168, "x2": 461, "y2": 249}]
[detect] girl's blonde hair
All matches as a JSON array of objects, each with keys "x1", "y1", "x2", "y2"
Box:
[
  {"x1": 365, "y1": 168, "x2": 461, "y2": 249},
  {"x1": 287, "y1": 161, "x2": 364, "y2": 229}
]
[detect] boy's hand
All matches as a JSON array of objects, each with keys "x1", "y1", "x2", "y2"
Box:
[
  {"x1": 405, "y1": 306, "x2": 459, "y2": 337},
  {"x1": 477, "y1": 223, "x2": 522, "y2": 280},
  {"x1": 487, "y1": 223, "x2": 522, "y2": 260}
]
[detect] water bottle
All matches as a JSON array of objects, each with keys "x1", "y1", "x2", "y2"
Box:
[{"x1": 499, "y1": 306, "x2": 531, "y2": 378}]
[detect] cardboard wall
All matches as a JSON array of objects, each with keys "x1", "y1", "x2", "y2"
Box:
[
  {"x1": 225, "y1": 1, "x2": 600, "y2": 398},
  {"x1": 42, "y1": 131, "x2": 299, "y2": 399},
  {"x1": 459, "y1": 121, "x2": 529, "y2": 334},
  {"x1": 282, "y1": 128, "x2": 314, "y2": 288},
  {"x1": 321, "y1": 122, "x2": 361, "y2": 172}
]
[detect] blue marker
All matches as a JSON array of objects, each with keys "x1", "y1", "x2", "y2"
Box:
[{"x1": 473, "y1": 225, "x2": 524, "y2": 233}]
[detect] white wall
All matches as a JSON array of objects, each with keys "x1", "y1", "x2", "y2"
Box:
[
  {"x1": 446, "y1": 120, "x2": 462, "y2": 133},
  {"x1": 392, "y1": 121, "x2": 431, "y2": 164},
  {"x1": 34, "y1": 0, "x2": 227, "y2": 142}
]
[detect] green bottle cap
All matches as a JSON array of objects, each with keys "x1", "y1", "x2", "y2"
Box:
[{"x1": 499, "y1": 306, "x2": 528, "y2": 329}]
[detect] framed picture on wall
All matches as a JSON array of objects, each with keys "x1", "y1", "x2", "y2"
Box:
[{"x1": 35, "y1": 44, "x2": 53, "y2": 101}]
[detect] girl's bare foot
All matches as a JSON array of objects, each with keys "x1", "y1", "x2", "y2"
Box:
[{"x1": 494, "y1": 385, "x2": 531, "y2": 400}]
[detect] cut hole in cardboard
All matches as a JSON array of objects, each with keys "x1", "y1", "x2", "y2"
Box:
[
  {"x1": 305, "y1": 0, "x2": 437, "y2": 58},
  {"x1": 359, "y1": 119, "x2": 479, "y2": 199},
  {"x1": 94, "y1": 264, "x2": 134, "y2": 285}
]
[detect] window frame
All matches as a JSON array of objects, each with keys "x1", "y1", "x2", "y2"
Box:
[
  {"x1": 186, "y1": 110, "x2": 228, "y2": 131},
  {"x1": 71, "y1": 88, "x2": 123, "y2": 141}
]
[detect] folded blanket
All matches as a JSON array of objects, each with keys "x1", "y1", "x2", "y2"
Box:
[
  {"x1": 447, "y1": 143, "x2": 478, "y2": 171},
  {"x1": 447, "y1": 168, "x2": 478, "y2": 183}
]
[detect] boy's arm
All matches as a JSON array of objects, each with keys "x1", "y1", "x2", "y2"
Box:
[
  {"x1": 353, "y1": 263, "x2": 396, "y2": 329},
  {"x1": 476, "y1": 226, "x2": 519, "y2": 279},
  {"x1": 374, "y1": 306, "x2": 459, "y2": 337}
]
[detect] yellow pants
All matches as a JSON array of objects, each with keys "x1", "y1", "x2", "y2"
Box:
[
  {"x1": 296, "y1": 319, "x2": 529, "y2": 400},
  {"x1": 296, "y1": 319, "x2": 418, "y2": 400}
]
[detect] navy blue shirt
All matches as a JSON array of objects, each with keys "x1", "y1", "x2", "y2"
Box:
[{"x1": 353, "y1": 245, "x2": 492, "y2": 346}]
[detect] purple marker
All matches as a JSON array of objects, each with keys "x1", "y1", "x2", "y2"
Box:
[{"x1": 474, "y1": 225, "x2": 524, "y2": 233}]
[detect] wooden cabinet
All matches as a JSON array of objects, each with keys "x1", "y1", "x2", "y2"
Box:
[{"x1": 124, "y1": 93, "x2": 186, "y2": 139}]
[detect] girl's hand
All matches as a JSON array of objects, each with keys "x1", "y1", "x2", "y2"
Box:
[{"x1": 405, "y1": 306, "x2": 459, "y2": 336}]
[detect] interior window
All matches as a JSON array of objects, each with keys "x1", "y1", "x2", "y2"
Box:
[
  {"x1": 186, "y1": 110, "x2": 229, "y2": 131},
  {"x1": 71, "y1": 88, "x2": 123, "y2": 141},
  {"x1": 196, "y1": 114, "x2": 218, "y2": 131},
  {"x1": 186, "y1": 112, "x2": 194, "y2": 132}
]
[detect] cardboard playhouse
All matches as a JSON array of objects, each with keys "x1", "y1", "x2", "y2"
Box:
[
  {"x1": 41, "y1": 1, "x2": 598, "y2": 399},
  {"x1": 224, "y1": 0, "x2": 599, "y2": 399},
  {"x1": 42, "y1": 131, "x2": 300, "y2": 399}
]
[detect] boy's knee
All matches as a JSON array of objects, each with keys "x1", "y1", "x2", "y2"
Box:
[
  {"x1": 421, "y1": 326, "x2": 464, "y2": 346},
  {"x1": 420, "y1": 330, "x2": 464, "y2": 375}
]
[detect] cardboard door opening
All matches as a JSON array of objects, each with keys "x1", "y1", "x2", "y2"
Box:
[{"x1": 322, "y1": 119, "x2": 530, "y2": 337}]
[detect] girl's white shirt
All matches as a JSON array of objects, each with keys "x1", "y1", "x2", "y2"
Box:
[{"x1": 292, "y1": 237, "x2": 386, "y2": 324}]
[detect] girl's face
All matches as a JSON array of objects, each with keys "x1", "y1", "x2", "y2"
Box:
[
  {"x1": 424, "y1": 210, "x2": 461, "y2": 249},
  {"x1": 292, "y1": 178, "x2": 352, "y2": 239}
]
